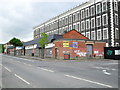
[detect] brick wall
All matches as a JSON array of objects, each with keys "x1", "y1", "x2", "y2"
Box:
[{"x1": 53, "y1": 40, "x2": 106, "y2": 59}]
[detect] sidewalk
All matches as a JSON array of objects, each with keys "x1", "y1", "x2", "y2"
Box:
[{"x1": 18, "y1": 55, "x2": 113, "y2": 62}]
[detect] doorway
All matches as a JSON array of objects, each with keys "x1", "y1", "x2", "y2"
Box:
[
  {"x1": 55, "y1": 48, "x2": 58, "y2": 59},
  {"x1": 86, "y1": 44, "x2": 93, "y2": 57}
]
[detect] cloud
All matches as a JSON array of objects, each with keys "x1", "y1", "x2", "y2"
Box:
[{"x1": 0, "y1": 0, "x2": 83, "y2": 44}]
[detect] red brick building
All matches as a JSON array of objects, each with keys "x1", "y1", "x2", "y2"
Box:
[{"x1": 52, "y1": 30, "x2": 106, "y2": 59}]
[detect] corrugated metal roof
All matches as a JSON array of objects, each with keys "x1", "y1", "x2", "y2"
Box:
[{"x1": 23, "y1": 34, "x2": 63, "y2": 47}]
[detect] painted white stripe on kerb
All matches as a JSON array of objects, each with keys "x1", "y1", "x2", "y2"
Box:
[
  {"x1": 14, "y1": 74, "x2": 30, "y2": 85},
  {"x1": 4, "y1": 66, "x2": 11, "y2": 72},
  {"x1": 65, "y1": 75, "x2": 112, "y2": 88}
]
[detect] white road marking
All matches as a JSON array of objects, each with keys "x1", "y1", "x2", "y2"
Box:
[
  {"x1": 102, "y1": 70, "x2": 111, "y2": 75},
  {"x1": 65, "y1": 74, "x2": 112, "y2": 88},
  {"x1": 14, "y1": 74, "x2": 30, "y2": 85},
  {"x1": 38, "y1": 67, "x2": 54, "y2": 72},
  {"x1": 3, "y1": 66, "x2": 11, "y2": 72},
  {"x1": 94, "y1": 67, "x2": 116, "y2": 71}
]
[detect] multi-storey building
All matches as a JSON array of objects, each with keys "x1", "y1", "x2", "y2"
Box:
[{"x1": 33, "y1": 0, "x2": 120, "y2": 47}]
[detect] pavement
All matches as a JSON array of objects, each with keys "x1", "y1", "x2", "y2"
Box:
[
  {"x1": 19, "y1": 55, "x2": 111, "y2": 62},
  {"x1": 1, "y1": 54, "x2": 119, "y2": 88}
]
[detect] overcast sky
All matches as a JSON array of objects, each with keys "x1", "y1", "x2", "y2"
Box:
[{"x1": 0, "y1": 0, "x2": 86, "y2": 44}]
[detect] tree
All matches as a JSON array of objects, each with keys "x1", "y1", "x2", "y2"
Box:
[
  {"x1": 39, "y1": 33, "x2": 49, "y2": 59},
  {"x1": 9, "y1": 37, "x2": 23, "y2": 55}
]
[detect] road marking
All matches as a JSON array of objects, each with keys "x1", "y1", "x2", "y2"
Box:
[
  {"x1": 102, "y1": 70, "x2": 111, "y2": 75},
  {"x1": 38, "y1": 67, "x2": 54, "y2": 72},
  {"x1": 94, "y1": 67, "x2": 116, "y2": 71},
  {"x1": 3, "y1": 66, "x2": 11, "y2": 72},
  {"x1": 14, "y1": 74, "x2": 30, "y2": 85},
  {"x1": 65, "y1": 74, "x2": 112, "y2": 88}
]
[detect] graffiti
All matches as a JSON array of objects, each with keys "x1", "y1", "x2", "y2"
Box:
[
  {"x1": 63, "y1": 51, "x2": 70, "y2": 54},
  {"x1": 74, "y1": 50, "x2": 86, "y2": 56},
  {"x1": 107, "y1": 50, "x2": 113, "y2": 55}
]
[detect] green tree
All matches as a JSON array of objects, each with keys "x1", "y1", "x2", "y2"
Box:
[
  {"x1": 9, "y1": 37, "x2": 23, "y2": 55},
  {"x1": 39, "y1": 33, "x2": 49, "y2": 59}
]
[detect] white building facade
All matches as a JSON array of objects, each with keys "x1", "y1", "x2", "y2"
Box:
[{"x1": 33, "y1": 0, "x2": 120, "y2": 47}]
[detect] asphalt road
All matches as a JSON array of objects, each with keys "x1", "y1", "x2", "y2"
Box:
[{"x1": 1, "y1": 54, "x2": 118, "y2": 88}]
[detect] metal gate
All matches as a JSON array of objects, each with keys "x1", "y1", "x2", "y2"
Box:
[{"x1": 86, "y1": 44, "x2": 93, "y2": 57}]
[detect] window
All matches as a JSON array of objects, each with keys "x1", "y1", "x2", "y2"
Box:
[
  {"x1": 77, "y1": 12, "x2": 80, "y2": 20},
  {"x1": 86, "y1": 20, "x2": 90, "y2": 29},
  {"x1": 69, "y1": 26, "x2": 72, "y2": 31},
  {"x1": 103, "y1": 29, "x2": 108, "y2": 39},
  {"x1": 73, "y1": 14, "x2": 76, "y2": 22},
  {"x1": 115, "y1": 15, "x2": 118, "y2": 25},
  {"x1": 81, "y1": 21, "x2": 85, "y2": 31},
  {"x1": 73, "y1": 25, "x2": 76, "y2": 29},
  {"x1": 86, "y1": 32, "x2": 90, "y2": 39},
  {"x1": 77, "y1": 23, "x2": 80, "y2": 31},
  {"x1": 96, "y1": 4, "x2": 101, "y2": 14},
  {"x1": 97, "y1": 17, "x2": 101, "y2": 27},
  {"x1": 65, "y1": 18, "x2": 68, "y2": 25},
  {"x1": 114, "y1": 2, "x2": 118, "y2": 10},
  {"x1": 91, "y1": 6, "x2": 95, "y2": 15},
  {"x1": 81, "y1": 10, "x2": 84, "y2": 19},
  {"x1": 115, "y1": 29, "x2": 119, "y2": 39},
  {"x1": 97, "y1": 30, "x2": 101, "y2": 40},
  {"x1": 69, "y1": 16, "x2": 72, "y2": 23},
  {"x1": 103, "y1": 15, "x2": 107, "y2": 25},
  {"x1": 91, "y1": 18, "x2": 95, "y2": 28},
  {"x1": 91, "y1": 31, "x2": 95, "y2": 40},
  {"x1": 103, "y1": 2, "x2": 107, "y2": 11},
  {"x1": 86, "y1": 8, "x2": 89, "y2": 17}
]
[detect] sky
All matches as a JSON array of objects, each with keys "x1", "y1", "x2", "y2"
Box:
[{"x1": 0, "y1": 0, "x2": 86, "y2": 44}]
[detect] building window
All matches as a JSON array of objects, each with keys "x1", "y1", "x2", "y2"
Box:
[
  {"x1": 81, "y1": 21, "x2": 85, "y2": 31},
  {"x1": 96, "y1": 4, "x2": 101, "y2": 14},
  {"x1": 103, "y1": 14, "x2": 107, "y2": 25},
  {"x1": 115, "y1": 15, "x2": 118, "y2": 25},
  {"x1": 97, "y1": 30, "x2": 101, "y2": 40},
  {"x1": 91, "y1": 18, "x2": 95, "y2": 28},
  {"x1": 86, "y1": 8, "x2": 89, "y2": 17},
  {"x1": 81, "y1": 10, "x2": 84, "y2": 19},
  {"x1": 86, "y1": 32, "x2": 90, "y2": 39},
  {"x1": 77, "y1": 12, "x2": 80, "y2": 20},
  {"x1": 86, "y1": 20, "x2": 90, "y2": 29},
  {"x1": 114, "y1": 2, "x2": 118, "y2": 10},
  {"x1": 77, "y1": 23, "x2": 80, "y2": 31},
  {"x1": 65, "y1": 17, "x2": 68, "y2": 25},
  {"x1": 115, "y1": 29, "x2": 119, "y2": 39},
  {"x1": 103, "y1": 29, "x2": 108, "y2": 39},
  {"x1": 69, "y1": 16, "x2": 72, "y2": 23},
  {"x1": 91, "y1": 31, "x2": 95, "y2": 40},
  {"x1": 97, "y1": 17, "x2": 101, "y2": 27},
  {"x1": 73, "y1": 25, "x2": 76, "y2": 29},
  {"x1": 103, "y1": 2, "x2": 107, "y2": 11},
  {"x1": 69, "y1": 26, "x2": 72, "y2": 31},
  {"x1": 91, "y1": 6, "x2": 95, "y2": 15},
  {"x1": 73, "y1": 14, "x2": 76, "y2": 22}
]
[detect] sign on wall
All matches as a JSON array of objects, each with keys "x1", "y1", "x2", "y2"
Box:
[
  {"x1": 63, "y1": 41, "x2": 69, "y2": 47},
  {"x1": 72, "y1": 42, "x2": 78, "y2": 48},
  {"x1": 115, "y1": 50, "x2": 120, "y2": 55}
]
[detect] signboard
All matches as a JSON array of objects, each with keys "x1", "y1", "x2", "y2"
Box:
[
  {"x1": 63, "y1": 41, "x2": 69, "y2": 47},
  {"x1": 72, "y1": 42, "x2": 78, "y2": 48},
  {"x1": 115, "y1": 50, "x2": 120, "y2": 55},
  {"x1": 45, "y1": 43, "x2": 55, "y2": 48}
]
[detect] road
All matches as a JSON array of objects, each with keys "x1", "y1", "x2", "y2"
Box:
[{"x1": 1, "y1": 54, "x2": 118, "y2": 88}]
